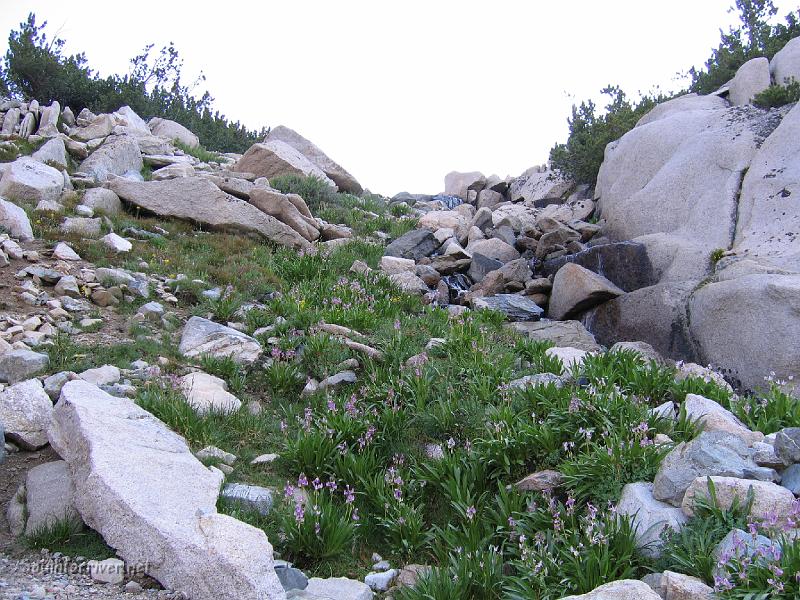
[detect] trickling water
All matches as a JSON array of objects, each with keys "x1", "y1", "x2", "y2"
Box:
[{"x1": 442, "y1": 273, "x2": 471, "y2": 304}]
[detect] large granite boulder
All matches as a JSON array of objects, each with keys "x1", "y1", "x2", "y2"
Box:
[
  {"x1": 0, "y1": 157, "x2": 63, "y2": 204},
  {"x1": 49, "y1": 380, "x2": 286, "y2": 600},
  {"x1": 444, "y1": 171, "x2": 485, "y2": 200},
  {"x1": 729, "y1": 57, "x2": 771, "y2": 106},
  {"x1": 179, "y1": 316, "x2": 263, "y2": 364},
  {"x1": 79, "y1": 135, "x2": 143, "y2": 182},
  {"x1": 234, "y1": 140, "x2": 336, "y2": 188},
  {"x1": 507, "y1": 168, "x2": 572, "y2": 204},
  {"x1": 770, "y1": 35, "x2": 800, "y2": 85},
  {"x1": 148, "y1": 117, "x2": 200, "y2": 149},
  {"x1": 266, "y1": 126, "x2": 362, "y2": 194},
  {"x1": 110, "y1": 177, "x2": 309, "y2": 249}
]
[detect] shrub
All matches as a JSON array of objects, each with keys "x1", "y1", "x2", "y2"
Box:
[
  {"x1": 549, "y1": 86, "x2": 662, "y2": 186},
  {"x1": 753, "y1": 79, "x2": 800, "y2": 108},
  {"x1": 269, "y1": 174, "x2": 337, "y2": 211}
]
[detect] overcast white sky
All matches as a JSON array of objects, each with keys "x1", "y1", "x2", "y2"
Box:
[{"x1": 1, "y1": 1, "x2": 797, "y2": 195}]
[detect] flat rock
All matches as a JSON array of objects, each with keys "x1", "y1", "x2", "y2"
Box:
[
  {"x1": 79, "y1": 134, "x2": 143, "y2": 182},
  {"x1": 110, "y1": 176, "x2": 309, "y2": 249},
  {"x1": 466, "y1": 237, "x2": 520, "y2": 263},
  {"x1": 683, "y1": 393, "x2": 762, "y2": 444},
  {"x1": 506, "y1": 320, "x2": 601, "y2": 352},
  {"x1": 179, "y1": 316, "x2": 262, "y2": 364},
  {"x1": 79, "y1": 364, "x2": 121, "y2": 387},
  {"x1": 148, "y1": 117, "x2": 200, "y2": 148},
  {"x1": 221, "y1": 483, "x2": 274, "y2": 515},
  {"x1": 384, "y1": 229, "x2": 439, "y2": 261},
  {"x1": 49, "y1": 380, "x2": 285, "y2": 600},
  {"x1": 0, "y1": 378, "x2": 52, "y2": 449},
  {"x1": 472, "y1": 294, "x2": 543, "y2": 321}
]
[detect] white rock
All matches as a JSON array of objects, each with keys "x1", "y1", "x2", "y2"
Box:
[
  {"x1": 24, "y1": 460, "x2": 79, "y2": 535},
  {"x1": 52, "y1": 242, "x2": 81, "y2": 261},
  {"x1": 88, "y1": 558, "x2": 126, "y2": 585},
  {"x1": 560, "y1": 579, "x2": 661, "y2": 599},
  {"x1": 31, "y1": 137, "x2": 68, "y2": 169},
  {"x1": 79, "y1": 365, "x2": 121, "y2": 387},
  {"x1": 179, "y1": 316, "x2": 262, "y2": 364},
  {"x1": 180, "y1": 372, "x2": 242, "y2": 415},
  {"x1": 364, "y1": 569, "x2": 398, "y2": 592},
  {"x1": 770, "y1": 35, "x2": 800, "y2": 85},
  {"x1": 617, "y1": 482, "x2": 687, "y2": 558},
  {"x1": 0, "y1": 378, "x2": 52, "y2": 449},
  {"x1": 49, "y1": 380, "x2": 285, "y2": 600},
  {"x1": 379, "y1": 255, "x2": 416, "y2": 275},
  {"x1": 101, "y1": 232, "x2": 132, "y2": 253},
  {"x1": 0, "y1": 157, "x2": 63, "y2": 204},
  {"x1": 545, "y1": 346, "x2": 589, "y2": 371},
  {"x1": 681, "y1": 476, "x2": 796, "y2": 521},
  {"x1": 729, "y1": 57, "x2": 771, "y2": 105},
  {"x1": 305, "y1": 577, "x2": 374, "y2": 600}
]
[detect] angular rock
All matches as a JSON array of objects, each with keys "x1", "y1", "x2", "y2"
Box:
[
  {"x1": 221, "y1": 483, "x2": 274, "y2": 515},
  {"x1": 560, "y1": 579, "x2": 661, "y2": 600},
  {"x1": 95, "y1": 267, "x2": 149, "y2": 297},
  {"x1": 617, "y1": 482, "x2": 687, "y2": 558},
  {"x1": 713, "y1": 528, "x2": 776, "y2": 579},
  {"x1": 468, "y1": 253, "x2": 503, "y2": 284},
  {"x1": 549, "y1": 263, "x2": 624, "y2": 320},
  {"x1": 682, "y1": 476, "x2": 796, "y2": 520},
  {"x1": 234, "y1": 140, "x2": 336, "y2": 188},
  {"x1": 79, "y1": 135, "x2": 142, "y2": 182},
  {"x1": 60, "y1": 217, "x2": 101, "y2": 238},
  {"x1": 0, "y1": 198, "x2": 34, "y2": 241},
  {"x1": 508, "y1": 169, "x2": 572, "y2": 204},
  {"x1": 266, "y1": 125, "x2": 362, "y2": 194},
  {"x1": 0, "y1": 157, "x2": 63, "y2": 204},
  {"x1": 364, "y1": 569, "x2": 398, "y2": 592},
  {"x1": 180, "y1": 372, "x2": 242, "y2": 415},
  {"x1": 249, "y1": 189, "x2": 320, "y2": 241},
  {"x1": 81, "y1": 188, "x2": 122, "y2": 215},
  {"x1": 380, "y1": 256, "x2": 416, "y2": 275},
  {"x1": 32, "y1": 137, "x2": 68, "y2": 169},
  {"x1": 419, "y1": 210, "x2": 468, "y2": 231},
  {"x1": 71, "y1": 114, "x2": 114, "y2": 141},
  {"x1": 110, "y1": 177, "x2": 309, "y2": 249},
  {"x1": 507, "y1": 320, "x2": 601, "y2": 352},
  {"x1": 540, "y1": 241, "x2": 657, "y2": 293},
  {"x1": 780, "y1": 463, "x2": 800, "y2": 495},
  {"x1": 49, "y1": 380, "x2": 285, "y2": 600},
  {"x1": 472, "y1": 294, "x2": 543, "y2": 321},
  {"x1": 0, "y1": 349, "x2": 49, "y2": 384},
  {"x1": 774, "y1": 428, "x2": 800, "y2": 464},
  {"x1": 0, "y1": 378, "x2": 52, "y2": 449},
  {"x1": 52, "y1": 242, "x2": 81, "y2": 261},
  {"x1": 545, "y1": 346, "x2": 589, "y2": 371},
  {"x1": 683, "y1": 394, "x2": 762, "y2": 444},
  {"x1": 274, "y1": 560, "x2": 308, "y2": 591},
  {"x1": 660, "y1": 571, "x2": 714, "y2": 600},
  {"x1": 101, "y1": 232, "x2": 132, "y2": 252},
  {"x1": 515, "y1": 469, "x2": 564, "y2": 491},
  {"x1": 466, "y1": 237, "x2": 520, "y2": 263},
  {"x1": 384, "y1": 229, "x2": 439, "y2": 261},
  {"x1": 653, "y1": 431, "x2": 779, "y2": 507},
  {"x1": 389, "y1": 272, "x2": 429, "y2": 295},
  {"x1": 179, "y1": 316, "x2": 262, "y2": 364},
  {"x1": 24, "y1": 460, "x2": 79, "y2": 535},
  {"x1": 148, "y1": 117, "x2": 200, "y2": 148},
  {"x1": 444, "y1": 171, "x2": 485, "y2": 199},
  {"x1": 79, "y1": 365, "x2": 121, "y2": 387}
]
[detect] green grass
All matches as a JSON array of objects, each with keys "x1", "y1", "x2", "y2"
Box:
[
  {"x1": 174, "y1": 140, "x2": 225, "y2": 163},
  {"x1": 23, "y1": 518, "x2": 114, "y2": 560}
]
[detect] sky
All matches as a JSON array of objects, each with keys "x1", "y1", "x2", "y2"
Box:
[{"x1": 0, "y1": 1, "x2": 797, "y2": 196}]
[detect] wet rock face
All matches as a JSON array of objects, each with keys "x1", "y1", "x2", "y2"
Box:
[{"x1": 539, "y1": 241, "x2": 657, "y2": 293}]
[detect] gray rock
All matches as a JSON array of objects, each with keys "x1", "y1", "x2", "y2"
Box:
[
  {"x1": 0, "y1": 198, "x2": 34, "y2": 241},
  {"x1": 266, "y1": 126, "x2": 362, "y2": 194},
  {"x1": 0, "y1": 378, "x2": 52, "y2": 449},
  {"x1": 466, "y1": 237, "x2": 520, "y2": 263},
  {"x1": 775, "y1": 428, "x2": 800, "y2": 464},
  {"x1": 508, "y1": 169, "x2": 572, "y2": 204},
  {"x1": 234, "y1": 140, "x2": 336, "y2": 188},
  {"x1": 179, "y1": 316, "x2": 262, "y2": 364},
  {"x1": 508, "y1": 373, "x2": 565, "y2": 390},
  {"x1": 0, "y1": 157, "x2": 63, "y2": 204},
  {"x1": 79, "y1": 134, "x2": 143, "y2": 182},
  {"x1": 540, "y1": 241, "x2": 656, "y2": 293},
  {"x1": 319, "y1": 370, "x2": 357, "y2": 390},
  {"x1": 444, "y1": 171, "x2": 485, "y2": 199},
  {"x1": 274, "y1": 560, "x2": 308, "y2": 591},
  {"x1": 780, "y1": 463, "x2": 800, "y2": 495},
  {"x1": 305, "y1": 577, "x2": 373, "y2": 600},
  {"x1": 43, "y1": 371, "x2": 76, "y2": 400},
  {"x1": 467, "y1": 253, "x2": 503, "y2": 283},
  {"x1": 729, "y1": 57, "x2": 771, "y2": 105},
  {"x1": 771, "y1": 35, "x2": 800, "y2": 85},
  {"x1": 0, "y1": 349, "x2": 49, "y2": 384},
  {"x1": 507, "y1": 320, "x2": 601, "y2": 352},
  {"x1": 81, "y1": 188, "x2": 122, "y2": 215},
  {"x1": 137, "y1": 301, "x2": 165, "y2": 321},
  {"x1": 560, "y1": 579, "x2": 661, "y2": 600},
  {"x1": 617, "y1": 482, "x2": 687, "y2": 558},
  {"x1": 110, "y1": 176, "x2": 309, "y2": 249},
  {"x1": 472, "y1": 294, "x2": 543, "y2": 321},
  {"x1": 221, "y1": 483, "x2": 274, "y2": 515},
  {"x1": 49, "y1": 380, "x2": 285, "y2": 600},
  {"x1": 148, "y1": 117, "x2": 200, "y2": 148},
  {"x1": 95, "y1": 267, "x2": 149, "y2": 297},
  {"x1": 714, "y1": 528, "x2": 777, "y2": 579},
  {"x1": 548, "y1": 263, "x2": 624, "y2": 320},
  {"x1": 31, "y1": 137, "x2": 68, "y2": 169},
  {"x1": 60, "y1": 217, "x2": 102, "y2": 237},
  {"x1": 364, "y1": 569, "x2": 398, "y2": 592},
  {"x1": 653, "y1": 431, "x2": 778, "y2": 507},
  {"x1": 610, "y1": 341, "x2": 667, "y2": 365},
  {"x1": 384, "y1": 229, "x2": 439, "y2": 261},
  {"x1": 24, "y1": 460, "x2": 80, "y2": 535}
]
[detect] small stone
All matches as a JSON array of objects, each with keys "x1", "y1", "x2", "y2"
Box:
[
  {"x1": 74, "y1": 204, "x2": 94, "y2": 217},
  {"x1": 52, "y1": 242, "x2": 81, "y2": 261},
  {"x1": 125, "y1": 581, "x2": 143, "y2": 593},
  {"x1": 196, "y1": 445, "x2": 237, "y2": 465},
  {"x1": 89, "y1": 557, "x2": 126, "y2": 584},
  {"x1": 365, "y1": 569, "x2": 398, "y2": 592},
  {"x1": 221, "y1": 483, "x2": 274, "y2": 515},
  {"x1": 251, "y1": 453, "x2": 279, "y2": 465},
  {"x1": 101, "y1": 232, "x2": 133, "y2": 253}
]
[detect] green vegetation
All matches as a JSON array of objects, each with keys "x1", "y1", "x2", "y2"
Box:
[
  {"x1": 753, "y1": 78, "x2": 800, "y2": 107},
  {"x1": 23, "y1": 517, "x2": 114, "y2": 560},
  {"x1": 1, "y1": 13, "x2": 265, "y2": 153},
  {"x1": 550, "y1": 1, "x2": 800, "y2": 187}
]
